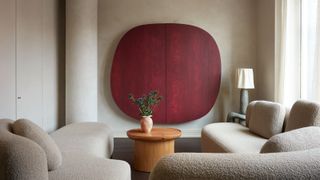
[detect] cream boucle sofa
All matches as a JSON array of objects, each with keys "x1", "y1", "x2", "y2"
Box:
[
  {"x1": 0, "y1": 119, "x2": 131, "y2": 180},
  {"x1": 202, "y1": 100, "x2": 287, "y2": 153},
  {"x1": 150, "y1": 100, "x2": 320, "y2": 180}
]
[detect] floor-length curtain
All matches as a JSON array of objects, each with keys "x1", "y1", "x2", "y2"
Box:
[
  {"x1": 301, "y1": 0, "x2": 320, "y2": 102},
  {"x1": 276, "y1": 0, "x2": 320, "y2": 106}
]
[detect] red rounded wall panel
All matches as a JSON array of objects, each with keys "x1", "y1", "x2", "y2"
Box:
[{"x1": 111, "y1": 24, "x2": 221, "y2": 124}]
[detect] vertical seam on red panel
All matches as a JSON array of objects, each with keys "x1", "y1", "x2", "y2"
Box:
[
  {"x1": 165, "y1": 25, "x2": 168, "y2": 123},
  {"x1": 207, "y1": 36, "x2": 210, "y2": 108}
]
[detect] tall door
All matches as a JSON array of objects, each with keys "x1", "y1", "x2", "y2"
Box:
[
  {"x1": 0, "y1": 0, "x2": 64, "y2": 131},
  {"x1": 0, "y1": 0, "x2": 16, "y2": 120},
  {"x1": 16, "y1": 0, "x2": 44, "y2": 127}
]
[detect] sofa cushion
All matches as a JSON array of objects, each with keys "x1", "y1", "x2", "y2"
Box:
[
  {"x1": 285, "y1": 100, "x2": 320, "y2": 131},
  {"x1": 247, "y1": 101, "x2": 286, "y2": 138},
  {"x1": 12, "y1": 119, "x2": 62, "y2": 171},
  {"x1": 260, "y1": 126, "x2": 320, "y2": 153},
  {"x1": 48, "y1": 152, "x2": 131, "y2": 180},
  {"x1": 245, "y1": 101, "x2": 257, "y2": 127},
  {"x1": 201, "y1": 123, "x2": 267, "y2": 153},
  {"x1": 51, "y1": 122, "x2": 114, "y2": 158}
]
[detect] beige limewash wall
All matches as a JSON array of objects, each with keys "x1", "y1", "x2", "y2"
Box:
[
  {"x1": 98, "y1": 0, "x2": 261, "y2": 137},
  {"x1": 0, "y1": 0, "x2": 276, "y2": 136},
  {"x1": 257, "y1": 0, "x2": 276, "y2": 101}
]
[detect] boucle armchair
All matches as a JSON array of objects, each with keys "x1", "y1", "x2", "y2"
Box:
[
  {"x1": 0, "y1": 119, "x2": 130, "y2": 180},
  {"x1": 150, "y1": 100, "x2": 320, "y2": 180}
]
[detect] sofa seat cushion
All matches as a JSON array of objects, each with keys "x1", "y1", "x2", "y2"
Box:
[
  {"x1": 12, "y1": 119, "x2": 62, "y2": 171},
  {"x1": 48, "y1": 152, "x2": 130, "y2": 180},
  {"x1": 201, "y1": 123, "x2": 267, "y2": 153},
  {"x1": 261, "y1": 126, "x2": 320, "y2": 153},
  {"x1": 51, "y1": 122, "x2": 114, "y2": 158},
  {"x1": 285, "y1": 100, "x2": 320, "y2": 131}
]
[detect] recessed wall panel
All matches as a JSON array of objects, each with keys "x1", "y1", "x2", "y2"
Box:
[{"x1": 0, "y1": 0, "x2": 16, "y2": 119}]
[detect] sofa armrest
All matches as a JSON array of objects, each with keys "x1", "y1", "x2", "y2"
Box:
[
  {"x1": 261, "y1": 126, "x2": 320, "y2": 153},
  {"x1": 150, "y1": 150, "x2": 320, "y2": 180},
  {"x1": 0, "y1": 131, "x2": 49, "y2": 180},
  {"x1": 226, "y1": 112, "x2": 246, "y2": 123},
  {"x1": 51, "y1": 122, "x2": 114, "y2": 158}
]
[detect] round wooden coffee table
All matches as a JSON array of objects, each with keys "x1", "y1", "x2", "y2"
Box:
[{"x1": 127, "y1": 127, "x2": 181, "y2": 172}]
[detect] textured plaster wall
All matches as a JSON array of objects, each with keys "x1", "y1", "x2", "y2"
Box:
[
  {"x1": 98, "y1": 0, "x2": 258, "y2": 137},
  {"x1": 66, "y1": 0, "x2": 98, "y2": 124},
  {"x1": 256, "y1": 0, "x2": 276, "y2": 101}
]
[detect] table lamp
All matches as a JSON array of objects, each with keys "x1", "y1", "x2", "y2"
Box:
[{"x1": 237, "y1": 68, "x2": 255, "y2": 114}]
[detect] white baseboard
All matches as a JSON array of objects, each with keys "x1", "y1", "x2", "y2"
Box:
[
  {"x1": 114, "y1": 128, "x2": 201, "y2": 138},
  {"x1": 180, "y1": 129, "x2": 201, "y2": 137},
  {"x1": 114, "y1": 131, "x2": 127, "y2": 138}
]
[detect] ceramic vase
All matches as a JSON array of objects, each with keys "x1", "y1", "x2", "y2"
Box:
[{"x1": 140, "y1": 115, "x2": 153, "y2": 133}]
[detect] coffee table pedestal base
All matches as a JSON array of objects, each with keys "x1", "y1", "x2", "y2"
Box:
[{"x1": 133, "y1": 140, "x2": 174, "y2": 172}]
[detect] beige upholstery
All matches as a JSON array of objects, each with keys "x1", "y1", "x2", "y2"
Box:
[
  {"x1": 49, "y1": 152, "x2": 130, "y2": 180},
  {"x1": 202, "y1": 100, "x2": 287, "y2": 153},
  {"x1": 150, "y1": 149, "x2": 320, "y2": 180},
  {"x1": 12, "y1": 119, "x2": 62, "y2": 171},
  {"x1": 51, "y1": 122, "x2": 114, "y2": 158},
  {"x1": 0, "y1": 119, "x2": 13, "y2": 130},
  {"x1": 285, "y1": 100, "x2": 320, "y2": 131},
  {"x1": 151, "y1": 100, "x2": 320, "y2": 180},
  {"x1": 248, "y1": 101, "x2": 286, "y2": 138},
  {"x1": 245, "y1": 101, "x2": 256, "y2": 127},
  {"x1": 201, "y1": 123, "x2": 267, "y2": 153},
  {"x1": 261, "y1": 126, "x2": 320, "y2": 153},
  {"x1": 0, "y1": 119, "x2": 49, "y2": 180},
  {"x1": 0, "y1": 119, "x2": 131, "y2": 180}
]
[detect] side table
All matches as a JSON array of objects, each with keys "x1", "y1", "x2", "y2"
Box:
[{"x1": 127, "y1": 128, "x2": 181, "y2": 172}]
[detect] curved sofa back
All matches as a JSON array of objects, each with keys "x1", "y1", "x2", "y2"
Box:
[
  {"x1": 150, "y1": 148, "x2": 320, "y2": 180},
  {"x1": 0, "y1": 119, "x2": 49, "y2": 180}
]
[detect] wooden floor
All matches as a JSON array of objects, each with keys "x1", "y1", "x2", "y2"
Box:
[{"x1": 112, "y1": 138, "x2": 201, "y2": 180}]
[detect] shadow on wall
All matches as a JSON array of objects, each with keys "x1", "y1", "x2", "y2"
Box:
[
  {"x1": 58, "y1": 0, "x2": 66, "y2": 128},
  {"x1": 229, "y1": 10, "x2": 257, "y2": 108},
  {"x1": 213, "y1": 79, "x2": 228, "y2": 122},
  {"x1": 213, "y1": 18, "x2": 257, "y2": 122}
]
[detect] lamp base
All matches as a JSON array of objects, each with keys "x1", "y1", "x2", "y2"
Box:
[
  {"x1": 227, "y1": 112, "x2": 246, "y2": 123},
  {"x1": 240, "y1": 89, "x2": 249, "y2": 114}
]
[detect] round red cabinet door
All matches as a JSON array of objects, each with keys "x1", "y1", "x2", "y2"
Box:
[{"x1": 111, "y1": 23, "x2": 221, "y2": 123}]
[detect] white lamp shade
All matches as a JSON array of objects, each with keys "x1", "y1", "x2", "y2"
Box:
[{"x1": 237, "y1": 68, "x2": 255, "y2": 89}]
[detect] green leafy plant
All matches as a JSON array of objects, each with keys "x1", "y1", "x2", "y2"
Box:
[{"x1": 128, "y1": 90, "x2": 163, "y2": 116}]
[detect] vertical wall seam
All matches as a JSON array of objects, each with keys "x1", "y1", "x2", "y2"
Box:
[
  {"x1": 14, "y1": 0, "x2": 17, "y2": 120},
  {"x1": 96, "y1": 0, "x2": 99, "y2": 120},
  {"x1": 299, "y1": 0, "x2": 302, "y2": 99},
  {"x1": 41, "y1": 0, "x2": 45, "y2": 129}
]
